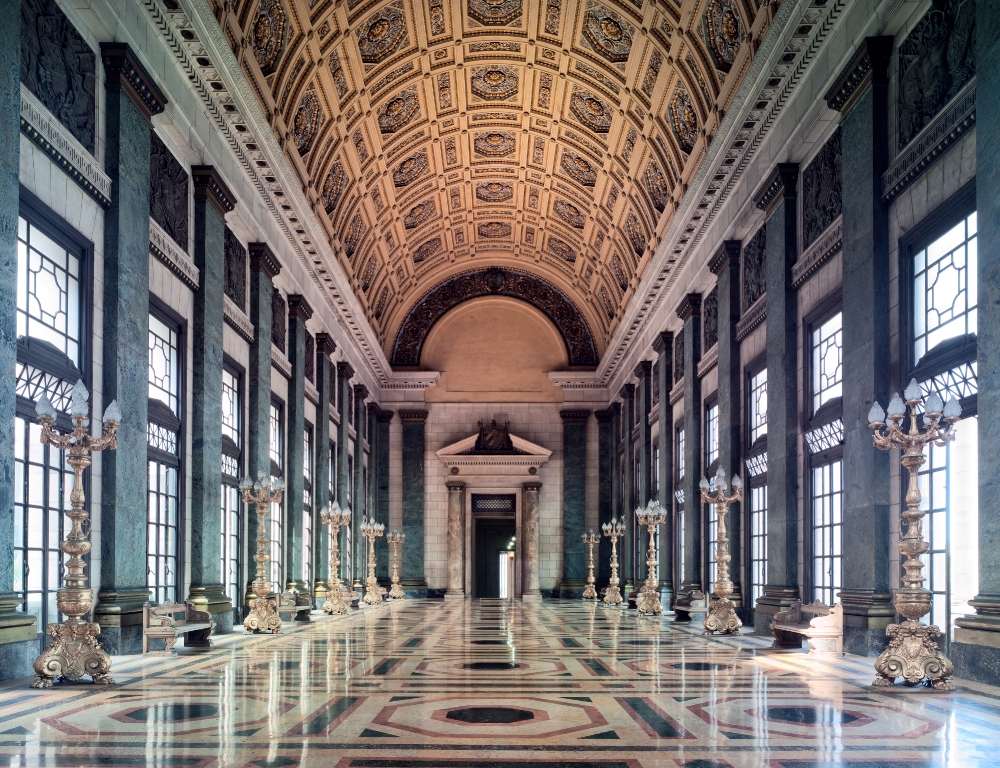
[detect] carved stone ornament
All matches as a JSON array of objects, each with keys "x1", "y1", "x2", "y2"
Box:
[
  {"x1": 582, "y1": 5, "x2": 634, "y2": 63},
  {"x1": 898, "y1": 0, "x2": 976, "y2": 149},
  {"x1": 705, "y1": 0, "x2": 742, "y2": 72},
  {"x1": 429, "y1": 0, "x2": 445, "y2": 35},
  {"x1": 321, "y1": 160, "x2": 346, "y2": 214},
  {"x1": 478, "y1": 221, "x2": 512, "y2": 238},
  {"x1": 544, "y1": 0, "x2": 561, "y2": 35},
  {"x1": 329, "y1": 50, "x2": 349, "y2": 99},
  {"x1": 149, "y1": 131, "x2": 189, "y2": 252},
  {"x1": 474, "y1": 131, "x2": 516, "y2": 156},
  {"x1": 669, "y1": 87, "x2": 698, "y2": 154},
  {"x1": 703, "y1": 287, "x2": 718, "y2": 350},
  {"x1": 476, "y1": 181, "x2": 514, "y2": 202},
  {"x1": 251, "y1": 0, "x2": 286, "y2": 75},
  {"x1": 357, "y1": 5, "x2": 408, "y2": 65},
  {"x1": 412, "y1": 237, "x2": 443, "y2": 263},
  {"x1": 674, "y1": 330, "x2": 684, "y2": 383},
  {"x1": 801, "y1": 127, "x2": 842, "y2": 249},
  {"x1": 641, "y1": 49, "x2": 663, "y2": 97},
  {"x1": 742, "y1": 224, "x2": 766, "y2": 312},
  {"x1": 554, "y1": 199, "x2": 585, "y2": 228},
  {"x1": 353, "y1": 130, "x2": 369, "y2": 163},
  {"x1": 374, "y1": 286, "x2": 390, "y2": 320},
  {"x1": 391, "y1": 267, "x2": 598, "y2": 366},
  {"x1": 393, "y1": 150, "x2": 429, "y2": 187},
  {"x1": 271, "y1": 288, "x2": 287, "y2": 353},
  {"x1": 361, "y1": 254, "x2": 379, "y2": 291},
  {"x1": 377, "y1": 89, "x2": 420, "y2": 133},
  {"x1": 560, "y1": 151, "x2": 597, "y2": 186},
  {"x1": 403, "y1": 199, "x2": 436, "y2": 229},
  {"x1": 468, "y1": 0, "x2": 522, "y2": 26},
  {"x1": 20, "y1": 0, "x2": 97, "y2": 153},
  {"x1": 344, "y1": 213, "x2": 365, "y2": 257},
  {"x1": 471, "y1": 65, "x2": 519, "y2": 100},
  {"x1": 293, "y1": 88, "x2": 322, "y2": 155},
  {"x1": 547, "y1": 236, "x2": 576, "y2": 262},
  {"x1": 224, "y1": 227, "x2": 247, "y2": 312},
  {"x1": 610, "y1": 253, "x2": 629, "y2": 290},
  {"x1": 304, "y1": 332, "x2": 315, "y2": 383},
  {"x1": 570, "y1": 90, "x2": 613, "y2": 133},
  {"x1": 598, "y1": 285, "x2": 615, "y2": 318},
  {"x1": 644, "y1": 161, "x2": 670, "y2": 213},
  {"x1": 626, "y1": 212, "x2": 646, "y2": 255}
]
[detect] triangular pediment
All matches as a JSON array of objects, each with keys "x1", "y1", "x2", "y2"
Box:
[{"x1": 437, "y1": 433, "x2": 552, "y2": 461}]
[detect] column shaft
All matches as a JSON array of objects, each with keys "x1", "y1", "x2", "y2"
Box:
[
  {"x1": 312, "y1": 334, "x2": 335, "y2": 604},
  {"x1": 619, "y1": 384, "x2": 636, "y2": 593},
  {"x1": 559, "y1": 410, "x2": 589, "y2": 597},
  {"x1": 285, "y1": 296, "x2": 311, "y2": 617},
  {"x1": 652, "y1": 332, "x2": 674, "y2": 608},
  {"x1": 445, "y1": 480, "x2": 465, "y2": 599},
  {"x1": 352, "y1": 384, "x2": 368, "y2": 586},
  {"x1": 522, "y1": 481, "x2": 542, "y2": 601},
  {"x1": 679, "y1": 295, "x2": 703, "y2": 597},
  {"x1": 335, "y1": 363, "x2": 352, "y2": 585},
  {"x1": 400, "y1": 410, "x2": 428, "y2": 593},
  {"x1": 634, "y1": 363, "x2": 652, "y2": 597},
  {"x1": 595, "y1": 410, "x2": 614, "y2": 590}
]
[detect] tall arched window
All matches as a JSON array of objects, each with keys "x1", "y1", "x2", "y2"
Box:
[{"x1": 221, "y1": 362, "x2": 243, "y2": 616}]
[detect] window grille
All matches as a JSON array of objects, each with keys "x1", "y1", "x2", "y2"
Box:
[
  {"x1": 811, "y1": 459, "x2": 843, "y2": 606},
  {"x1": 749, "y1": 485, "x2": 767, "y2": 605},
  {"x1": 704, "y1": 403, "x2": 719, "y2": 468},
  {"x1": 805, "y1": 419, "x2": 844, "y2": 455},
  {"x1": 811, "y1": 312, "x2": 842, "y2": 414}
]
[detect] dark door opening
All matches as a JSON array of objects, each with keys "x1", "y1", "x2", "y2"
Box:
[{"x1": 474, "y1": 518, "x2": 516, "y2": 599}]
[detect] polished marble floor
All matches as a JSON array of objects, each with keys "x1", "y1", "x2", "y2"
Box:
[{"x1": 1, "y1": 599, "x2": 999, "y2": 767}]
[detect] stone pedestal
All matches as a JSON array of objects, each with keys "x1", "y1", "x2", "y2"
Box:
[
  {"x1": 446, "y1": 480, "x2": 466, "y2": 599},
  {"x1": 521, "y1": 481, "x2": 542, "y2": 601}
]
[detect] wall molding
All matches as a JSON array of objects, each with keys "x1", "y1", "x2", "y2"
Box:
[
  {"x1": 792, "y1": 216, "x2": 842, "y2": 288},
  {"x1": 223, "y1": 294, "x2": 254, "y2": 342},
  {"x1": 149, "y1": 217, "x2": 199, "y2": 289}
]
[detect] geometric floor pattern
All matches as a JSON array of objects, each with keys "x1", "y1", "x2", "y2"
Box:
[{"x1": 2, "y1": 599, "x2": 1000, "y2": 766}]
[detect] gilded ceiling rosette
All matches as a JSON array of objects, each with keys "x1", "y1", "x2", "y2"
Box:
[
  {"x1": 471, "y1": 65, "x2": 519, "y2": 100},
  {"x1": 476, "y1": 181, "x2": 514, "y2": 202},
  {"x1": 474, "y1": 131, "x2": 516, "y2": 157},
  {"x1": 377, "y1": 89, "x2": 420, "y2": 133},
  {"x1": 403, "y1": 200, "x2": 436, "y2": 229},
  {"x1": 582, "y1": 5, "x2": 634, "y2": 63},
  {"x1": 478, "y1": 222, "x2": 512, "y2": 238},
  {"x1": 393, "y1": 151, "x2": 429, "y2": 187},
  {"x1": 321, "y1": 161, "x2": 345, "y2": 214},
  {"x1": 547, "y1": 237, "x2": 577, "y2": 262},
  {"x1": 413, "y1": 237, "x2": 443, "y2": 263},
  {"x1": 570, "y1": 90, "x2": 613, "y2": 133},
  {"x1": 357, "y1": 6, "x2": 408, "y2": 65},
  {"x1": 560, "y1": 151, "x2": 597, "y2": 186},
  {"x1": 705, "y1": 0, "x2": 742, "y2": 72},
  {"x1": 669, "y1": 87, "x2": 699, "y2": 154},
  {"x1": 467, "y1": 0, "x2": 522, "y2": 26},
  {"x1": 554, "y1": 200, "x2": 586, "y2": 228}
]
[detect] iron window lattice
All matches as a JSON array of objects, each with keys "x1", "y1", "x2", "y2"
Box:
[{"x1": 812, "y1": 312, "x2": 843, "y2": 415}]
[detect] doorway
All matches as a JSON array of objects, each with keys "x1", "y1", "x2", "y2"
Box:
[{"x1": 474, "y1": 518, "x2": 516, "y2": 599}]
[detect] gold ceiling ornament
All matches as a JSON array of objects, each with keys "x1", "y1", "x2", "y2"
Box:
[
  {"x1": 471, "y1": 64, "x2": 519, "y2": 100},
  {"x1": 669, "y1": 87, "x2": 699, "y2": 154},
  {"x1": 699, "y1": 467, "x2": 743, "y2": 635},
  {"x1": 560, "y1": 150, "x2": 598, "y2": 186},
  {"x1": 476, "y1": 181, "x2": 513, "y2": 202},
  {"x1": 292, "y1": 88, "x2": 322, "y2": 156},
  {"x1": 361, "y1": 516, "x2": 386, "y2": 605},
  {"x1": 554, "y1": 199, "x2": 585, "y2": 228},
  {"x1": 321, "y1": 161, "x2": 346, "y2": 215},
  {"x1": 250, "y1": 0, "x2": 285, "y2": 75},
  {"x1": 377, "y1": 89, "x2": 420, "y2": 133},
  {"x1": 474, "y1": 130, "x2": 516, "y2": 157},
  {"x1": 403, "y1": 199, "x2": 436, "y2": 229},
  {"x1": 393, "y1": 150, "x2": 429, "y2": 187},
  {"x1": 357, "y1": 5, "x2": 408, "y2": 65},
  {"x1": 868, "y1": 381, "x2": 962, "y2": 690},
  {"x1": 582, "y1": 5, "x2": 634, "y2": 63},
  {"x1": 570, "y1": 90, "x2": 613, "y2": 133}
]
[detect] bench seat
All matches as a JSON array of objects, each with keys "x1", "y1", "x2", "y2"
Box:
[
  {"x1": 770, "y1": 600, "x2": 843, "y2": 656},
  {"x1": 143, "y1": 601, "x2": 215, "y2": 654}
]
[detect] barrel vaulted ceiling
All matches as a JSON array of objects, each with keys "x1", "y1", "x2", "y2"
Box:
[{"x1": 212, "y1": 0, "x2": 770, "y2": 366}]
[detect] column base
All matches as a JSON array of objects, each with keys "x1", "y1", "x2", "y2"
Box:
[
  {"x1": 314, "y1": 580, "x2": 328, "y2": 600},
  {"x1": 95, "y1": 587, "x2": 152, "y2": 655},
  {"x1": 444, "y1": 591, "x2": 466, "y2": 601},
  {"x1": 521, "y1": 592, "x2": 542, "y2": 602},
  {"x1": 557, "y1": 578, "x2": 587, "y2": 599},
  {"x1": 838, "y1": 588, "x2": 894, "y2": 656},
  {"x1": 0, "y1": 595, "x2": 38, "y2": 680},
  {"x1": 189, "y1": 584, "x2": 234, "y2": 634},
  {"x1": 754, "y1": 586, "x2": 800, "y2": 635}
]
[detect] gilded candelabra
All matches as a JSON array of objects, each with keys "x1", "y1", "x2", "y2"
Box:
[
  {"x1": 869, "y1": 379, "x2": 961, "y2": 690},
  {"x1": 635, "y1": 501, "x2": 668, "y2": 616},
  {"x1": 31, "y1": 382, "x2": 120, "y2": 688},
  {"x1": 602, "y1": 516, "x2": 626, "y2": 606},
  {"x1": 387, "y1": 530, "x2": 406, "y2": 599},
  {"x1": 321, "y1": 501, "x2": 351, "y2": 614},
  {"x1": 361, "y1": 516, "x2": 385, "y2": 605},
  {"x1": 582, "y1": 530, "x2": 599, "y2": 599},
  {"x1": 239, "y1": 476, "x2": 285, "y2": 633},
  {"x1": 699, "y1": 467, "x2": 743, "y2": 635}
]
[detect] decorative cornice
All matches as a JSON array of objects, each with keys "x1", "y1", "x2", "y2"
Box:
[
  {"x1": 882, "y1": 84, "x2": 976, "y2": 204},
  {"x1": 792, "y1": 216, "x2": 842, "y2": 288},
  {"x1": 676, "y1": 293, "x2": 702, "y2": 321},
  {"x1": 824, "y1": 36, "x2": 893, "y2": 113},
  {"x1": 316, "y1": 332, "x2": 337, "y2": 356},
  {"x1": 287, "y1": 294, "x2": 314, "y2": 322},
  {"x1": 353, "y1": 383, "x2": 370, "y2": 400},
  {"x1": 652, "y1": 330, "x2": 673, "y2": 354},
  {"x1": 633, "y1": 360, "x2": 652, "y2": 379},
  {"x1": 399, "y1": 409, "x2": 429, "y2": 423},
  {"x1": 754, "y1": 163, "x2": 799, "y2": 210},
  {"x1": 223, "y1": 294, "x2": 254, "y2": 342},
  {"x1": 735, "y1": 295, "x2": 767, "y2": 341},
  {"x1": 547, "y1": 372, "x2": 605, "y2": 392},
  {"x1": 249, "y1": 242, "x2": 282, "y2": 280},
  {"x1": 149, "y1": 217, "x2": 199, "y2": 289},
  {"x1": 382, "y1": 372, "x2": 441, "y2": 390},
  {"x1": 337, "y1": 361, "x2": 355, "y2": 380},
  {"x1": 271, "y1": 344, "x2": 292, "y2": 379},
  {"x1": 446, "y1": 479, "x2": 466, "y2": 490},
  {"x1": 709, "y1": 240, "x2": 742, "y2": 275},
  {"x1": 191, "y1": 165, "x2": 237, "y2": 217},
  {"x1": 99, "y1": 42, "x2": 167, "y2": 120},
  {"x1": 522, "y1": 481, "x2": 543, "y2": 490},
  {"x1": 669, "y1": 379, "x2": 684, "y2": 405},
  {"x1": 560, "y1": 410, "x2": 591, "y2": 423},
  {"x1": 19, "y1": 84, "x2": 112, "y2": 209},
  {"x1": 697, "y1": 344, "x2": 719, "y2": 377}
]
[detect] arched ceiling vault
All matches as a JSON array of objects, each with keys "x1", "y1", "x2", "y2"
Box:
[{"x1": 216, "y1": 0, "x2": 769, "y2": 364}]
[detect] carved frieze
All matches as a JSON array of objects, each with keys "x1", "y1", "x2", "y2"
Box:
[
  {"x1": 437, "y1": 72, "x2": 452, "y2": 110},
  {"x1": 669, "y1": 87, "x2": 698, "y2": 154},
  {"x1": 532, "y1": 137, "x2": 545, "y2": 164},
  {"x1": 224, "y1": 227, "x2": 247, "y2": 312},
  {"x1": 476, "y1": 181, "x2": 513, "y2": 202},
  {"x1": 554, "y1": 200, "x2": 585, "y2": 228},
  {"x1": 802, "y1": 127, "x2": 842, "y2": 249},
  {"x1": 321, "y1": 161, "x2": 346, "y2": 214},
  {"x1": 328, "y1": 50, "x2": 349, "y2": 99},
  {"x1": 474, "y1": 131, "x2": 516, "y2": 156},
  {"x1": 570, "y1": 90, "x2": 613, "y2": 133},
  {"x1": 644, "y1": 161, "x2": 670, "y2": 213},
  {"x1": 547, "y1": 237, "x2": 576, "y2": 262},
  {"x1": 357, "y1": 5, "x2": 408, "y2": 65},
  {"x1": 293, "y1": 87, "x2": 322, "y2": 155},
  {"x1": 641, "y1": 49, "x2": 663, "y2": 97},
  {"x1": 444, "y1": 137, "x2": 458, "y2": 164},
  {"x1": 544, "y1": 0, "x2": 562, "y2": 35},
  {"x1": 149, "y1": 131, "x2": 189, "y2": 251},
  {"x1": 582, "y1": 5, "x2": 634, "y2": 63},
  {"x1": 344, "y1": 213, "x2": 365, "y2": 257},
  {"x1": 538, "y1": 73, "x2": 553, "y2": 109},
  {"x1": 271, "y1": 288, "x2": 287, "y2": 353},
  {"x1": 626, "y1": 212, "x2": 646, "y2": 255},
  {"x1": 378, "y1": 89, "x2": 420, "y2": 133},
  {"x1": 898, "y1": 0, "x2": 975, "y2": 149},
  {"x1": 393, "y1": 150, "x2": 429, "y2": 187},
  {"x1": 250, "y1": 0, "x2": 286, "y2": 75},
  {"x1": 429, "y1": 0, "x2": 446, "y2": 35},
  {"x1": 742, "y1": 224, "x2": 766, "y2": 313},
  {"x1": 305, "y1": 332, "x2": 315, "y2": 383},
  {"x1": 20, "y1": 0, "x2": 97, "y2": 153},
  {"x1": 705, "y1": 0, "x2": 742, "y2": 73},
  {"x1": 353, "y1": 130, "x2": 369, "y2": 163},
  {"x1": 703, "y1": 287, "x2": 718, "y2": 350},
  {"x1": 404, "y1": 199, "x2": 436, "y2": 229},
  {"x1": 471, "y1": 65, "x2": 519, "y2": 100},
  {"x1": 478, "y1": 222, "x2": 512, "y2": 238},
  {"x1": 622, "y1": 128, "x2": 637, "y2": 163},
  {"x1": 673, "y1": 330, "x2": 684, "y2": 384},
  {"x1": 560, "y1": 151, "x2": 597, "y2": 186},
  {"x1": 605, "y1": 185, "x2": 619, "y2": 211},
  {"x1": 468, "y1": 0, "x2": 521, "y2": 26}
]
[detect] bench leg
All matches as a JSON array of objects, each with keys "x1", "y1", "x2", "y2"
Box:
[
  {"x1": 771, "y1": 628, "x2": 804, "y2": 650},
  {"x1": 185, "y1": 628, "x2": 212, "y2": 650},
  {"x1": 164, "y1": 635, "x2": 177, "y2": 654}
]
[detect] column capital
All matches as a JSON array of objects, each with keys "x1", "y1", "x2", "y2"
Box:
[
  {"x1": 560, "y1": 409, "x2": 591, "y2": 423},
  {"x1": 249, "y1": 242, "x2": 282, "y2": 280},
  {"x1": 399, "y1": 409, "x2": 429, "y2": 423},
  {"x1": 316, "y1": 332, "x2": 337, "y2": 356},
  {"x1": 709, "y1": 240, "x2": 742, "y2": 275},
  {"x1": 633, "y1": 360, "x2": 652, "y2": 380},
  {"x1": 652, "y1": 331, "x2": 673, "y2": 354},
  {"x1": 336, "y1": 361, "x2": 355, "y2": 380},
  {"x1": 619, "y1": 382, "x2": 635, "y2": 400},
  {"x1": 676, "y1": 292, "x2": 702, "y2": 321},
  {"x1": 607, "y1": 401, "x2": 621, "y2": 417},
  {"x1": 755, "y1": 163, "x2": 799, "y2": 211},
  {"x1": 287, "y1": 294, "x2": 314, "y2": 322},
  {"x1": 446, "y1": 479, "x2": 466, "y2": 491},
  {"x1": 191, "y1": 166, "x2": 237, "y2": 218},
  {"x1": 100, "y1": 43, "x2": 167, "y2": 120},
  {"x1": 377, "y1": 408, "x2": 395, "y2": 424},
  {"x1": 594, "y1": 409, "x2": 615, "y2": 423},
  {"x1": 522, "y1": 481, "x2": 543, "y2": 491},
  {"x1": 824, "y1": 36, "x2": 894, "y2": 112},
  {"x1": 353, "y1": 383, "x2": 370, "y2": 400}
]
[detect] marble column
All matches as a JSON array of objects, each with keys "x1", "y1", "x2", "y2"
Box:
[
  {"x1": 0, "y1": 2, "x2": 35, "y2": 678},
  {"x1": 953, "y1": 7, "x2": 1000, "y2": 683},
  {"x1": 619, "y1": 384, "x2": 636, "y2": 594},
  {"x1": 312, "y1": 333, "x2": 336, "y2": 606},
  {"x1": 95, "y1": 45, "x2": 167, "y2": 655},
  {"x1": 335, "y1": 362, "x2": 352, "y2": 519},
  {"x1": 400, "y1": 410, "x2": 428, "y2": 594},
  {"x1": 187, "y1": 167, "x2": 237, "y2": 633},
  {"x1": 352, "y1": 384, "x2": 368, "y2": 588},
  {"x1": 710, "y1": 241, "x2": 745, "y2": 616},
  {"x1": 559, "y1": 410, "x2": 590, "y2": 597},
  {"x1": 652, "y1": 332, "x2": 674, "y2": 609},
  {"x1": 521, "y1": 481, "x2": 543, "y2": 601},
  {"x1": 634, "y1": 362, "x2": 652, "y2": 595},
  {"x1": 678, "y1": 294, "x2": 703, "y2": 604},
  {"x1": 445, "y1": 480, "x2": 466, "y2": 600},
  {"x1": 826, "y1": 38, "x2": 896, "y2": 655},
  {"x1": 371, "y1": 404, "x2": 393, "y2": 581},
  {"x1": 243, "y1": 244, "x2": 280, "y2": 608},
  {"x1": 595, "y1": 409, "x2": 615, "y2": 590},
  {"x1": 285, "y1": 295, "x2": 312, "y2": 617},
  {"x1": 755, "y1": 163, "x2": 801, "y2": 635}
]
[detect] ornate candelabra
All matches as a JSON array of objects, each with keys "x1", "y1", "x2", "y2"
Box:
[
  {"x1": 869, "y1": 379, "x2": 961, "y2": 690},
  {"x1": 699, "y1": 467, "x2": 743, "y2": 635},
  {"x1": 635, "y1": 501, "x2": 668, "y2": 616},
  {"x1": 361, "y1": 516, "x2": 385, "y2": 605},
  {"x1": 387, "y1": 529, "x2": 406, "y2": 599},
  {"x1": 321, "y1": 501, "x2": 352, "y2": 614},
  {"x1": 582, "y1": 530, "x2": 599, "y2": 599},
  {"x1": 31, "y1": 382, "x2": 120, "y2": 688},
  {"x1": 239, "y1": 476, "x2": 285, "y2": 633},
  {"x1": 601, "y1": 516, "x2": 626, "y2": 606}
]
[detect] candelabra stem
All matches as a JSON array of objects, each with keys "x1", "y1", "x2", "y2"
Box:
[
  {"x1": 604, "y1": 533, "x2": 623, "y2": 606},
  {"x1": 636, "y1": 519, "x2": 665, "y2": 616},
  {"x1": 242, "y1": 483, "x2": 284, "y2": 634},
  {"x1": 701, "y1": 491, "x2": 742, "y2": 636},
  {"x1": 323, "y1": 522, "x2": 349, "y2": 615},
  {"x1": 389, "y1": 540, "x2": 405, "y2": 599},
  {"x1": 582, "y1": 536, "x2": 598, "y2": 600},
  {"x1": 363, "y1": 529, "x2": 384, "y2": 605}
]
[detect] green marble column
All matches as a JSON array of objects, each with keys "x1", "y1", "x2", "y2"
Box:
[
  {"x1": 95, "y1": 45, "x2": 167, "y2": 655},
  {"x1": 619, "y1": 384, "x2": 635, "y2": 595},
  {"x1": 634, "y1": 363, "x2": 653, "y2": 596},
  {"x1": 187, "y1": 167, "x2": 237, "y2": 633},
  {"x1": 352, "y1": 384, "x2": 368, "y2": 588},
  {"x1": 678, "y1": 294, "x2": 703, "y2": 608},
  {"x1": 400, "y1": 410, "x2": 428, "y2": 595},
  {"x1": 371, "y1": 405, "x2": 393, "y2": 581},
  {"x1": 595, "y1": 409, "x2": 614, "y2": 591},
  {"x1": 285, "y1": 295, "x2": 312, "y2": 618},
  {"x1": 335, "y1": 362, "x2": 352, "y2": 592},
  {"x1": 652, "y1": 331, "x2": 674, "y2": 609},
  {"x1": 312, "y1": 333, "x2": 335, "y2": 606},
  {"x1": 559, "y1": 410, "x2": 590, "y2": 598}
]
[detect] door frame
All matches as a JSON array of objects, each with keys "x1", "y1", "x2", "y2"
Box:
[{"x1": 465, "y1": 488, "x2": 521, "y2": 598}]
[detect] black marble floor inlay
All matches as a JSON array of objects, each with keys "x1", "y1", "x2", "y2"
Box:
[
  {"x1": 470, "y1": 639, "x2": 507, "y2": 645},
  {"x1": 763, "y1": 706, "x2": 860, "y2": 726},
  {"x1": 125, "y1": 704, "x2": 219, "y2": 722},
  {"x1": 445, "y1": 707, "x2": 534, "y2": 724},
  {"x1": 462, "y1": 661, "x2": 520, "y2": 670}
]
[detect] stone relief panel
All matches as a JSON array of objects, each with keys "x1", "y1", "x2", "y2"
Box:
[
  {"x1": 478, "y1": 222, "x2": 512, "y2": 238},
  {"x1": 543, "y1": 0, "x2": 562, "y2": 35},
  {"x1": 361, "y1": 254, "x2": 379, "y2": 291},
  {"x1": 304, "y1": 332, "x2": 315, "y2": 383},
  {"x1": 598, "y1": 285, "x2": 615, "y2": 318},
  {"x1": 582, "y1": 4, "x2": 634, "y2": 63},
  {"x1": 357, "y1": 4, "x2": 408, "y2": 65},
  {"x1": 626, "y1": 212, "x2": 646, "y2": 256},
  {"x1": 412, "y1": 237, "x2": 442, "y2": 263},
  {"x1": 742, "y1": 224, "x2": 766, "y2": 312},
  {"x1": 250, "y1": 0, "x2": 286, "y2": 75},
  {"x1": 801, "y1": 127, "x2": 842, "y2": 249},
  {"x1": 377, "y1": 88, "x2": 420, "y2": 133},
  {"x1": 374, "y1": 287, "x2": 390, "y2": 320},
  {"x1": 150, "y1": 131, "x2": 189, "y2": 251},
  {"x1": 343, "y1": 213, "x2": 365, "y2": 258},
  {"x1": 674, "y1": 331, "x2": 684, "y2": 383},
  {"x1": 224, "y1": 227, "x2": 247, "y2": 313},
  {"x1": 328, "y1": 50, "x2": 350, "y2": 99},
  {"x1": 537, "y1": 73, "x2": 553, "y2": 109},
  {"x1": 437, "y1": 72, "x2": 453, "y2": 110},
  {"x1": 272, "y1": 288, "x2": 287, "y2": 352},
  {"x1": 570, "y1": 89, "x2": 613, "y2": 133},
  {"x1": 704, "y1": 0, "x2": 742, "y2": 73},
  {"x1": 560, "y1": 151, "x2": 598, "y2": 186},
  {"x1": 403, "y1": 199, "x2": 436, "y2": 229},
  {"x1": 644, "y1": 161, "x2": 670, "y2": 213},
  {"x1": 641, "y1": 49, "x2": 663, "y2": 97},
  {"x1": 702, "y1": 286, "x2": 718, "y2": 350},
  {"x1": 610, "y1": 253, "x2": 629, "y2": 290}
]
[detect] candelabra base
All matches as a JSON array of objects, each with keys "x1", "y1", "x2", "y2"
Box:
[
  {"x1": 389, "y1": 582, "x2": 405, "y2": 599},
  {"x1": 637, "y1": 589, "x2": 663, "y2": 616},
  {"x1": 243, "y1": 597, "x2": 282, "y2": 634},
  {"x1": 31, "y1": 621, "x2": 113, "y2": 688},
  {"x1": 703, "y1": 598, "x2": 742, "y2": 635},
  {"x1": 582, "y1": 583, "x2": 597, "y2": 600},
  {"x1": 603, "y1": 586, "x2": 623, "y2": 606},
  {"x1": 364, "y1": 578, "x2": 384, "y2": 605},
  {"x1": 323, "y1": 582, "x2": 349, "y2": 614},
  {"x1": 872, "y1": 620, "x2": 955, "y2": 691}
]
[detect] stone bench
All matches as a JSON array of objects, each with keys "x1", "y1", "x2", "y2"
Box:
[
  {"x1": 673, "y1": 590, "x2": 708, "y2": 622},
  {"x1": 277, "y1": 590, "x2": 312, "y2": 621},
  {"x1": 770, "y1": 600, "x2": 843, "y2": 656},
  {"x1": 142, "y1": 601, "x2": 214, "y2": 654}
]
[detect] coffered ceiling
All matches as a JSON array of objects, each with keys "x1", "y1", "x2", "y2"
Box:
[{"x1": 214, "y1": 0, "x2": 769, "y2": 366}]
